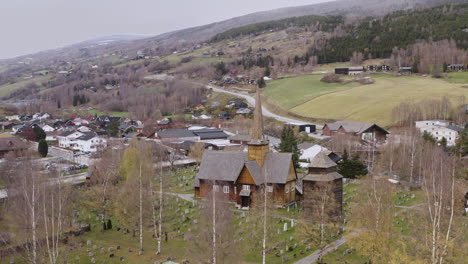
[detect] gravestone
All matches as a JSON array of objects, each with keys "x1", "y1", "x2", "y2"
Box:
[
  {"x1": 291, "y1": 219, "x2": 294, "y2": 227},
  {"x1": 120, "y1": 256, "x2": 125, "y2": 261},
  {"x1": 283, "y1": 223, "x2": 288, "y2": 231},
  {"x1": 91, "y1": 257, "x2": 96, "y2": 263},
  {"x1": 86, "y1": 240, "x2": 92, "y2": 245}
]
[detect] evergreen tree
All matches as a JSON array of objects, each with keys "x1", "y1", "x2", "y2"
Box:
[
  {"x1": 454, "y1": 128, "x2": 468, "y2": 156},
  {"x1": 107, "y1": 120, "x2": 120, "y2": 137},
  {"x1": 33, "y1": 126, "x2": 46, "y2": 142},
  {"x1": 38, "y1": 139, "x2": 48, "y2": 157},
  {"x1": 422, "y1": 131, "x2": 436, "y2": 144},
  {"x1": 337, "y1": 150, "x2": 368, "y2": 179},
  {"x1": 257, "y1": 77, "x2": 266, "y2": 88},
  {"x1": 279, "y1": 125, "x2": 300, "y2": 168},
  {"x1": 440, "y1": 137, "x2": 447, "y2": 148},
  {"x1": 107, "y1": 219, "x2": 113, "y2": 230},
  {"x1": 264, "y1": 65, "x2": 271, "y2": 77}
]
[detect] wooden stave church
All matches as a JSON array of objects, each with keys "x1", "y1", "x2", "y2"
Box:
[{"x1": 194, "y1": 86, "x2": 299, "y2": 208}]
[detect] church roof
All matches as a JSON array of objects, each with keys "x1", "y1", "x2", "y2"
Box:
[
  {"x1": 303, "y1": 172, "x2": 343, "y2": 182},
  {"x1": 197, "y1": 151, "x2": 247, "y2": 182},
  {"x1": 196, "y1": 151, "x2": 294, "y2": 184},
  {"x1": 308, "y1": 151, "x2": 337, "y2": 168}
]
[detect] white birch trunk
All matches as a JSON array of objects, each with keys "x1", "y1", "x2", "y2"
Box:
[
  {"x1": 31, "y1": 170, "x2": 37, "y2": 264},
  {"x1": 158, "y1": 165, "x2": 163, "y2": 254},
  {"x1": 139, "y1": 162, "x2": 143, "y2": 252},
  {"x1": 212, "y1": 182, "x2": 216, "y2": 264}
]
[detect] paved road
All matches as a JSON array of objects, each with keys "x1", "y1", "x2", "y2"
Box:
[
  {"x1": 0, "y1": 172, "x2": 87, "y2": 200},
  {"x1": 293, "y1": 236, "x2": 348, "y2": 264},
  {"x1": 205, "y1": 84, "x2": 324, "y2": 128}
]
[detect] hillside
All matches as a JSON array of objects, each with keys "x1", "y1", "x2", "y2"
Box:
[{"x1": 1, "y1": 0, "x2": 464, "y2": 68}]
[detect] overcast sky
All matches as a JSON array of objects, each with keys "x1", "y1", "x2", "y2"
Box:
[{"x1": 0, "y1": 0, "x2": 332, "y2": 59}]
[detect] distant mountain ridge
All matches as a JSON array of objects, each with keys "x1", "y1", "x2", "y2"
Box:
[
  {"x1": 2, "y1": 0, "x2": 466, "y2": 64},
  {"x1": 134, "y1": 0, "x2": 466, "y2": 49}
]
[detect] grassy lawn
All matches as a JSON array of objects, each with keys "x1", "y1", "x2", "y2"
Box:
[
  {"x1": 446, "y1": 71, "x2": 468, "y2": 84},
  {"x1": 265, "y1": 74, "x2": 468, "y2": 126},
  {"x1": 264, "y1": 74, "x2": 359, "y2": 110},
  {"x1": 168, "y1": 167, "x2": 197, "y2": 194},
  {"x1": 0, "y1": 75, "x2": 52, "y2": 98},
  {"x1": 84, "y1": 109, "x2": 130, "y2": 118}
]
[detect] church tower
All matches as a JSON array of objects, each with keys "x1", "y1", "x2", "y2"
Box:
[{"x1": 248, "y1": 86, "x2": 269, "y2": 166}]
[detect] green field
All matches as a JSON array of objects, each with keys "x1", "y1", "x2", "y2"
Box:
[
  {"x1": 0, "y1": 75, "x2": 52, "y2": 98},
  {"x1": 264, "y1": 74, "x2": 359, "y2": 109},
  {"x1": 264, "y1": 74, "x2": 468, "y2": 126},
  {"x1": 85, "y1": 109, "x2": 130, "y2": 118},
  {"x1": 446, "y1": 71, "x2": 468, "y2": 84}
]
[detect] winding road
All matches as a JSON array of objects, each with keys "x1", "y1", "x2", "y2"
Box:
[{"x1": 205, "y1": 84, "x2": 323, "y2": 129}]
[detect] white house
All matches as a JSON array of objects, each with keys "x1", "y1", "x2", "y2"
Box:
[
  {"x1": 73, "y1": 133, "x2": 107, "y2": 152},
  {"x1": 77, "y1": 126, "x2": 91, "y2": 132},
  {"x1": 415, "y1": 120, "x2": 450, "y2": 128},
  {"x1": 415, "y1": 120, "x2": 463, "y2": 146},
  {"x1": 33, "y1": 113, "x2": 50, "y2": 120},
  {"x1": 57, "y1": 131, "x2": 85, "y2": 148},
  {"x1": 41, "y1": 124, "x2": 55, "y2": 132},
  {"x1": 57, "y1": 131, "x2": 106, "y2": 152},
  {"x1": 6, "y1": 115, "x2": 20, "y2": 121}
]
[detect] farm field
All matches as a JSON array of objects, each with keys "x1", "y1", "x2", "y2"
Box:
[
  {"x1": 264, "y1": 74, "x2": 468, "y2": 126},
  {"x1": 0, "y1": 75, "x2": 53, "y2": 98},
  {"x1": 446, "y1": 71, "x2": 468, "y2": 84}
]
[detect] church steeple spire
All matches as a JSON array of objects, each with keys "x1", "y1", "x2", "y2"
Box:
[
  {"x1": 251, "y1": 85, "x2": 264, "y2": 141},
  {"x1": 249, "y1": 85, "x2": 268, "y2": 146}
]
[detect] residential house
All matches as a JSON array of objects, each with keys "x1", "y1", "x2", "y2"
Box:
[
  {"x1": 194, "y1": 104, "x2": 205, "y2": 111},
  {"x1": 195, "y1": 87, "x2": 299, "y2": 208},
  {"x1": 41, "y1": 124, "x2": 55, "y2": 132},
  {"x1": 335, "y1": 67, "x2": 364, "y2": 75},
  {"x1": 229, "y1": 134, "x2": 252, "y2": 145},
  {"x1": 5, "y1": 115, "x2": 20, "y2": 121},
  {"x1": 0, "y1": 136, "x2": 29, "y2": 158},
  {"x1": 0, "y1": 122, "x2": 14, "y2": 130},
  {"x1": 415, "y1": 120, "x2": 462, "y2": 146},
  {"x1": 447, "y1": 64, "x2": 465, "y2": 72},
  {"x1": 322, "y1": 121, "x2": 389, "y2": 142},
  {"x1": 57, "y1": 131, "x2": 106, "y2": 152},
  {"x1": 298, "y1": 143, "x2": 341, "y2": 168},
  {"x1": 192, "y1": 114, "x2": 212, "y2": 120},
  {"x1": 218, "y1": 112, "x2": 231, "y2": 120},
  {"x1": 236, "y1": 108, "x2": 252, "y2": 115},
  {"x1": 399, "y1": 67, "x2": 413, "y2": 75}
]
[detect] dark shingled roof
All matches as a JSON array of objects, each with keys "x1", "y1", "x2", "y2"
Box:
[
  {"x1": 59, "y1": 130, "x2": 76, "y2": 137},
  {"x1": 447, "y1": 125, "x2": 463, "y2": 132},
  {"x1": 193, "y1": 129, "x2": 228, "y2": 140},
  {"x1": 229, "y1": 134, "x2": 251, "y2": 142},
  {"x1": 309, "y1": 151, "x2": 337, "y2": 169},
  {"x1": 158, "y1": 129, "x2": 197, "y2": 139},
  {"x1": 77, "y1": 132, "x2": 97, "y2": 141},
  {"x1": 197, "y1": 151, "x2": 247, "y2": 182},
  {"x1": 325, "y1": 121, "x2": 388, "y2": 134},
  {"x1": 303, "y1": 172, "x2": 343, "y2": 182},
  {"x1": 196, "y1": 151, "x2": 293, "y2": 185}
]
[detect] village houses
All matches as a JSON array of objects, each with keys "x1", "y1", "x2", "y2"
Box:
[{"x1": 415, "y1": 120, "x2": 463, "y2": 146}]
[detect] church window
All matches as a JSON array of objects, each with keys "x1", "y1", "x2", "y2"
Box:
[
  {"x1": 242, "y1": 185, "x2": 250, "y2": 191},
  {"x1": 267, "y1": 185, "x2": 273, "y2": 193},
  {"x1": 213, "y1": 185, "x2": 219, "y2": 192},
  {"x1": 223, "y1": 186, "x2": 229, "y2": 193}
]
